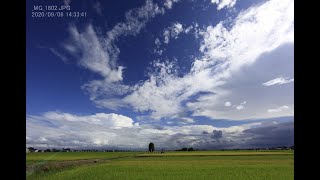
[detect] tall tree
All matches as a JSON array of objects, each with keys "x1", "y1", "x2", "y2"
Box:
[{"x1": 149, "y1": 142, "x2": 154, "y2": 152}]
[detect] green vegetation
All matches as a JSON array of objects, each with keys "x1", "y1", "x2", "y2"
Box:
[
  {"x1": 27, "y1": 152, "x2": 138, "y2": 162},
  {"x1": 27, "y1": 150, "x2": 293, "y2": 180}
]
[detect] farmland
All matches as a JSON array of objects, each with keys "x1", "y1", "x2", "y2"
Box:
[{"x1": 27, "y1": 150, "x2": 293, "y2": 180}]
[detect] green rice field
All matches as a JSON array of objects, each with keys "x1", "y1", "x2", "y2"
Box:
[{"x1": 26, "y1": 150, "x2": 293, "y2": 180}]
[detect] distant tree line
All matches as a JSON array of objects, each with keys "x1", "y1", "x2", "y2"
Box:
[
  {"x1": 26, "y1": 147, "x2": 139, "y2": 153},
  {"x1": 175, "y1": 147, "x2": 196, "y2": 151},
  {"x1": 26, "y1": 145, "x2": 294, "y2": 153}
]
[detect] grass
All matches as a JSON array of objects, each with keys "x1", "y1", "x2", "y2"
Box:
[
  {"x1": 27, "y1": 152, "x2": 139, "y2": 162},
  {"x1": 26, "y1": 152, "x2": 140, "y2": 177},
  {"x1": 26, "y1": 150, "x2": 293, "y2": 180}
]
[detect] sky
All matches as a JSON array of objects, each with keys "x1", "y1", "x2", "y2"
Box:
[{"x1": 26, "y1": 0, "x2": 294, "y2": 150}]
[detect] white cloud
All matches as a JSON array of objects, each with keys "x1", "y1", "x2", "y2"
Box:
[
  {"x1": 268, "y1": 106, "x2": 289, "y2": 113},
  {"x1": 106, "y1": 0, "x2": 165, "y2": 42},
  {"x1": 154, "y1": 49, "x2": 163, "y2": 55},
  {"x1": 64, "y1": 0, "x2": 165, "y2": 83},
  {"x1": 236, "y1": 105, "x2": 244, "y2": 110},
  {"x1": 172, "y1": 23, "x2": 183, "y2": 38},
  {"x1": 226, "y1": 101, "x2": 246, "y2": 111},
  {"x1": 43, "y1": 111, "x2": 134, "y2": 128},
  {"x1": 155, "y1": 38, "x2": 161, "y2": 47},
  {"x1": 184, "y1": 25, "x2": 193, "y2": 34},
  {"x1": 211, "y1": 0, "x2": 237, "y2": 10},
  {"x1": 164, "y1": 0, "x2": 179, "y2": 9},
  {"x1": 163, "y1": 22, "x2": 184, "y2": 44},
  {"x1": 49, "y1": 48, "x2": 68, "y2": 63},
  {"x1": 180, "y1": 117, "x2": 195, "y2": 124},
  {"x1": 200, "y1": 0, "x2": 293, "y2": 66},
  {"x1": 187, "y1": 0, "x2": 293, "y2": 119},
  {"x1": 65, "y1": 24, "x2": 125, "y2": 82},
  {"x1": 188, "y1": 44, "x2": 294, "y2": 120},
  {"x1": 163, "y1": 30, "x2": 170, "y2": 44},
  {"x1": 154, "y1": 38, "x2": 163, "y2": 55},
  {"x1": 122, "y1": 62, "x2": 183, "y2": 119},
  {"x1": 27, "y1": 111, "x2": 292, "y2": 149},
  {"x1": 76, "y1": 0, "x2": 293, "y2": 121},
  {"x1": 192, "y1": 23, "x2": 203, "y2": 39},
  {"x1": 240, "y1": 101, "x2": 246, "y2": 105},
  {"x1": 63, "y1": 0, "x2": 179, "y2": 108},
  {"x1": 263, "y1": 77, "x2": 294, "y2": 86}
]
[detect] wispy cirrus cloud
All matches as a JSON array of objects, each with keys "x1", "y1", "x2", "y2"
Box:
[
  {"x1": 268, "y1": 106, "x2": 290, "y2": 113},
  {"x1": 63, "y1": 0, "x2": 168, "y2": 83},
  {"x1": 263, "y1": 77, "x2": 294, "y2": 86},
  {"x1": 61, "y1": 0, "x2": 183, "y2": 109},
  {"x1": 65, "y1": 24, "x2": 125, "y2": 82}
]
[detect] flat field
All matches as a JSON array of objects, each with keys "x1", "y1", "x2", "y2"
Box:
[{"x1": 26, "y1": 150, "x2": 293, "y2": 180}]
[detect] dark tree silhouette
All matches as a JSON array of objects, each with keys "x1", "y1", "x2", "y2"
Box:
[
  {"x1": 149, "y1": 142, "x2": 155, "y2": 152},
  {"x1": 181, "y1": 147, "x2": 188, "y2": 151},
  {"x1": 28, "y1": 147, "x2": 36, "y2": 152}
]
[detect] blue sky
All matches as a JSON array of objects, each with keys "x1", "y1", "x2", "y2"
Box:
[{"x1": 27, "y1": 0, "x2": 294, "y2": 150}]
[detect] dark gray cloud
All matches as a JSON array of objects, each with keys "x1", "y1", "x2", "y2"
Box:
[
  {"x1": 202, "y1": 131, "x2": 209, "y2": 134},
  {"x1": 211, "y1": 130, "x2": 223, "y2": 139},
  {"x1": 242, "y1": 122, "x2": 294, "y2": 147}
]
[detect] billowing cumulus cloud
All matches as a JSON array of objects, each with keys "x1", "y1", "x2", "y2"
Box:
[
  {"x1": 42, "y1": 111, "x2": 135, "y2": 128},
  {"x1": 27, "y1": 112, "x2": 293, "y2": 150}
]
